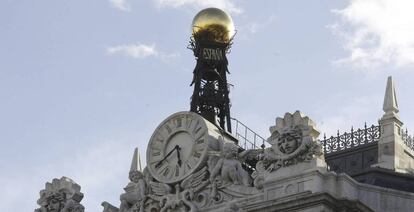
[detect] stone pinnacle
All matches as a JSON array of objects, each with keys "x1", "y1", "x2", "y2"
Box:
[
  {"x1": 383, "y1": 76, "x2": 399, "y2": 115},
  {"x1": 130, "y1": 147, "x2": 142, "y2": 173}
]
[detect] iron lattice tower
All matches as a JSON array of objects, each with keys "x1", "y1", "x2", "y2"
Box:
[{"x1": 189, "y1": 38, "x2": 232, "y2": 133}]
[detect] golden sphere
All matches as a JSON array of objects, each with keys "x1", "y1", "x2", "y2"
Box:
[{"x1": 192, "y1": 8, "x2": 235, "y2": 44}]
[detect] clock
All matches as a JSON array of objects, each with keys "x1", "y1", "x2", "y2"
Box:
[{"x1": 146, "y1": 111, "x2": 215, "y2": 184}]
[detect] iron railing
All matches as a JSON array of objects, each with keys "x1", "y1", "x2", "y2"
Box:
[
  {"x1": 230, "y1": 118, "x2": 266, "y2": 150},
  {"x1": 229, "y1": 117, "x2": 414, "y2": 155},
  {"x1": 402, "y1": 129, "x2": 414, "y2": 151},
  {"x1": 322, "y1": 123, "x2": 380, "y2": 154}
]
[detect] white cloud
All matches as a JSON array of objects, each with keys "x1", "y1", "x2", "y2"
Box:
[
  {"x1": 106, "y1": 43, "x2": 180, "y2": 63},
  {"x1": 153, "y1": 0, "x2": 242, "y2": 14},
  {"x1": 106, "y1": 43, "x2": 158, "y2": 59},
  {"x1": 237, "y1": 15, "x2": 276, "y2": 40},
  {"x1": 109, "y1": 0, "x2": 131, "y2": 12},
  {"x1": 331, "y1": 0, "x2": 414, "y2": 69}
]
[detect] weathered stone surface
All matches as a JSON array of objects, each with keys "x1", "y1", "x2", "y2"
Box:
[
  {"x1": 253, "y1": 111, "x2": 324, "y2": 189},
  {"x1": 98, "y1": 110, "x2": 414, "y2": 212},
  {"x1": 374, "y1": 76, "x2": 414, "y2": 174},
  {"x1": 101, "y1": 202, "x2": 119, "y2": 212},
  {"x1": 210, "y1": 142, "x2": 261, "y2": 187},
  {"x1": 35, "y1": 176, "x2": 84, "y2": 212}
]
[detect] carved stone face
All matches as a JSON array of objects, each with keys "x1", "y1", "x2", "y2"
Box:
[
  {"x1": 279, "y1": 134, "x2": 299, "y2": 154},
  {"x1": 46, "y1": 197, "x2": 62, "y2": 212},
  {"x1": 129, "y1": 170, "x2": 143, "y2": 183},
  {"x1": 223, "y1": 143, "x2": 238, "y2": 159}
]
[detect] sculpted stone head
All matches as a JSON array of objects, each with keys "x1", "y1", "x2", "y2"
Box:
[
  {"x1": 223, "y1": 142, "x2": 238, "y2": 159},
  {"x1": 46, "y1": 192, "x2": 65, "y2": 212},
  {"x1": 129, "y1": 170, "x2": 144, "y2": 183},
  {"x1": 35, "y1": 177, "x2": 84, "y2": 212},
  {"x1": 268, "y1": 111, "x2": 319, "y2": 156},
  {"x1": 278, "y1": 132, "x2": 300, "y2": 154}
]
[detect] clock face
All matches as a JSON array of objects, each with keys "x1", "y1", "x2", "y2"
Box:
[{"x1": 147, "y1": 112, "x2": 209, "y2": 184}]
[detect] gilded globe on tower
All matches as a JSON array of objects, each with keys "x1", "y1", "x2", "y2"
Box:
[{"x1": 191, "y1": 8, "x2": 235, "y2": 44}]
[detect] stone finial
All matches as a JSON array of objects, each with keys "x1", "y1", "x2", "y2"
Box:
[
  {"x1": 130, "y1": 147, "x2": 142, "y2": 173},
  {"x1": 269, "y1": 111, "x2": 320, "y2": 144},
  {"x1": 35, "y1": 176, "x2": 84, "y2": 212},
  {"x1": 254, "y1": 111, "x2": 325, "y2": 188},
  {"x1": 383, "y1": 76, "x2": 399, "y2": 116}
]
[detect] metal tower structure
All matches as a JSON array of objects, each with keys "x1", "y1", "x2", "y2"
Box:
[{"x1": 188, "y1": 8, "x2": 235, "y2": 133}]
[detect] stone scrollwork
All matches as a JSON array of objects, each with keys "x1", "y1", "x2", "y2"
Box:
[
  {"x1": 254, "y1": 111, "x2": 323, "y2": 188},
  {"x1": 224, "y1": 202, "x2": 244, "y2": 212},
  {"x1": 119, "y1": 168, "x2": 147, "y2": 212},
  {"x1": 118, "y1": 148, "x2": 149, "y2": 212},
  {"x1": 101, "y1": 127, "x2": 260, "y2": 211},
  {"x1": 201, "y1": 141, "x2": 260, "y2": 208},
  {"x1": 209, "y1": 142, "x2": 261, "y2": 187},
  {"x1": 148, "y1": 166, "x2": 209, "y2": 212},
  {"x1": 35, "y1": 177, "x2": 84, "y2": 212}
]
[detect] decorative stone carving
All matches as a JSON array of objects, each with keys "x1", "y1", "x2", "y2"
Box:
[
  {"x1": 148, "y1": 166, "x2": 209, "y2": 212},
  {"x1": 209, "y1": 142, "x2": 260, "y2": 187},
  {"x1": 103, "y1": 113, "x2": 262, "y2": 212},
  {"x1": 35, "y1": 177, "x2": 84, "y2": 212},
  {"x1": 195, "y1": 141, "x2": 261, "y2": 209},
  {"x1": 101, "y1": 202, "x2": 119, "y2": 212},
  {"x1": 119, "y1": 148, "x2": 147, "y2": 212},
  {"x1": 224, "y1": 202, "x2": 244, "y2": 212},
  {"x1": 254, "y1": 111, "x2": 323, "y2": 188}
]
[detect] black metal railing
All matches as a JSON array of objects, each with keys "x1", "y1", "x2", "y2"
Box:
[
  {"x1": 322, "y1": 123, "x2": 380, "y2": 154},
  {"x1": 402, "y1": 129, "x2": 414, "y2": 151},
  {"x1": 230, "y1": 118, "x2": 266, "y2": 150}
]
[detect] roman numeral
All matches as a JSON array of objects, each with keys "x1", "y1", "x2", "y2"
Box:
[
  {"x1": 194, "y1": 151, "x2": 201, "y2": 158},
  {"x1": 157, "y1": 159, "x2": 168, "y2": 168},
  {"x1": 154, "y1": 133, "x2": 165, "y2": 144},
  {"x1": 185, "y1": 116, "x2": 193, "y2": 130},
  {"x1": 193, "y1": 121, "x2": 202, "y2": 134},
  {"x1": 163, "y1": 167, "x2": 170, "y2": 177},
  {"x1": 196, "y1": 138, "x2": 204, "y2": 144},
  {"x1": 152, "y1": 150, "x2": 161, "y2": 157},
  {"x1": 174, "y1": 116, "x2": 182, "y2": 128},
  {"x1": 151, "y1": 141, "x2": 162, "y2": 149},
  {"x1": 164, "y1": 124, "x2": 172, "y2": 134},
  {"x1": 175, "y1": 165, "x2": 180, "y2": 177},
  {"x1": 184, "y1": 162, "x2": 192, "y2": 173}
]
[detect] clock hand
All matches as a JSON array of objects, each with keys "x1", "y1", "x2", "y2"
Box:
[
  {"x1": 155, "y1": 145, "x2": 179, "y2": 169},
  {"x1": 176, "y1": 146, "x2": 182, "y2": 167}
]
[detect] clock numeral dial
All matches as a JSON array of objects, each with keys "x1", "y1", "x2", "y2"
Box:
[
  {"x1": 184, "y1": 161, "x2": 193, "y2": 173},
  {"x1": 185, "y1": 115, "x2": 194, "y2": 130},
  {"x1": 173, "y1": 117, "x2": 183, "y2": 128},
  {"x1": 152, "y1": 150, "x2": 161, "y2": 157},
  {"x1": 193, "y1": 123, "x2": 202, "y2": 135},
  {"x1": 156, "y1": 162, "x2": 168, "y2": 174},
  {"x1": 147, "y1": 112, "x2": 210, "y2": 184},
  {"x1": 164, "y1": 124, "x2": 172, "y2": 134},
  {"x1": 193, "y1": 151, "x2": 202, "y2": 158},
  {"x1": 162, "y1": 166, "x2": 171, "y2": 177},
  {"x1": 196, "y1": 138, "x2": 204, "y2": 144},
  {"x1": 174, "y1": 165, "x2": 180, "y2": 177}
]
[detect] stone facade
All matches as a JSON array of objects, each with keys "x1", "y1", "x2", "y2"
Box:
[
  {"x1": 35, "y1": 77, "x2": 414, "y2": 212},
  {"x1": 96, "y1": 110, "x2": 414, "y2": 212}
]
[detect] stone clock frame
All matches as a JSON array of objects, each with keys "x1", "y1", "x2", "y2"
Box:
[{"x1": 146, "y1": 111, "x2": 220, "y2": 184}]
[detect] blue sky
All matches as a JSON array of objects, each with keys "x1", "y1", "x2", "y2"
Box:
[{"x1": 1, "y1": 0, "x2": 414, "y2": 211}]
